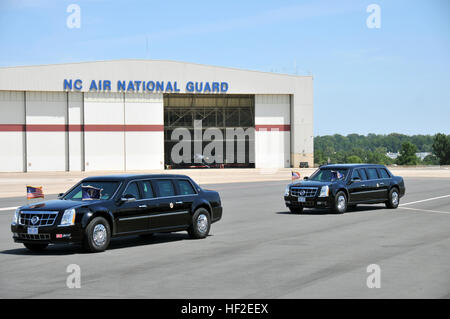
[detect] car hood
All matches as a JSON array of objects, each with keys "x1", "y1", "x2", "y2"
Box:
[
  {"x1": 291, "y1": 180, "x2": 332, "y2": 188},
  {"x1": 19, "y1": 199, "x2": 101, "y2": 211}
]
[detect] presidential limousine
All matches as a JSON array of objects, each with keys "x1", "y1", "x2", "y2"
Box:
[{"x1": 11, "y1": 174, "x2": 223, "y2": 252}]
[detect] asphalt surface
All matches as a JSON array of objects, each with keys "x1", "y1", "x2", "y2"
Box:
[{"x1": 0, "y1": 177, "x2": 449, "y2": 298}]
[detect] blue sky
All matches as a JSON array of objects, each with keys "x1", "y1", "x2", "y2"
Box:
[{"x1": 0, "y1": 0, "x2": 449, "y2": 136}]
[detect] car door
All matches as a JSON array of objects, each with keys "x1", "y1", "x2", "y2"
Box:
[
  {"x1": 115, "y1": 181, "x2": 149, "y2": 234},
  {"x1": 377, "y1": 167, "x2": 391, "y2": 200},
  {"x1": 149, "y1": 179, "x2": 191, "y2": 230},
  {"x1": 348, "y1": 169, "x2": 367, "y2": 203},
  {"x1": 174, "y1": 178, "x2": 198, "y2": 213},
  {"x1": 137, "y1": 179, "x2": 163, "y2": 231},
  {"x1": 365, "y1": 167, "x2": 385, "y2": 201}
]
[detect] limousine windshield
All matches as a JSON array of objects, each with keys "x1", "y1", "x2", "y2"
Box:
[
  {"x1": 63, "y1": 181, "x2": 120, "y2": 200},
  {"x1": 309, "y1": 168, "x2": 349, "y2": 182}
]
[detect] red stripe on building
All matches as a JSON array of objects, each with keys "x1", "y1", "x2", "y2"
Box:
[
  {"x1": 0, "y1": 124, "x2": 164, "y2": 132},
  {"x1": 0, "y1": 124, "x2": 25, "y2": 131},
  {"x1": 255, "y1": 125, "x2": 290, "y2": 131},
  {"x1": 83, "y1": 125, "x2": 164, "y2": 132},
  {"x1": 26, "y1": 124, "x2": 67, "y2": 132},
  {"x1": 1, "y1": 124, "x2": 288, "y2": 132},
  {"x1": 68, "y1": 124, "x2": 83, "y2": 132},
  {"x1": 123, "y1": 125, "x2": 164, "y2": 132}
]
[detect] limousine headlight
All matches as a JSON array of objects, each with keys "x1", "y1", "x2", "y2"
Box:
[
  {"x1": 319, "y1": 185, "x2": 329, "y2": 197},
  {"x1": 12, "y1": 208, "x2": 20, "y2": 225},
  {"x1": 60, "y1": 208, "x2": 76, "y2": 226},
  {"x1": 284, "y1": 185, "x2": 290, "y2": 196}
]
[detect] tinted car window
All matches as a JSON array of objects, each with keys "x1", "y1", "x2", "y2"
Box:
[
  {"x1": 64, "y1": 181, "x2": 120, "y2": 200},
  {"x1": 141, "y1": 181, "x2": 155, "y2": 199},
  {"x1": 367, "y1": 168, "x2": 380, "y2": 180},
  {"x1": 177, "y1": 180, "x2": 196, "y2": 195},
  {"x1": 123, "y1": 182, "x2": 141, "y2": 199},
  {"x1": 351, "y1": 169, "x2": 361, "y2": 179},
  {"x1": 358, "y1": 169, "x2": 368, "y2": 180},
  {"x1": 155, "y1": 180, "x2": 175, "y2": 197},
  {"x1": 379, "y1": 168, "x2": 390, "y2": 179}
]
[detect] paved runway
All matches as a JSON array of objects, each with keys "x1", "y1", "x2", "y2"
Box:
[{"x1": 0, "y1": 177, "x2": 449, "y2": 298}]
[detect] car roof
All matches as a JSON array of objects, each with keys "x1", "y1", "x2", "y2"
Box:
[
  {"x1": 319, "y1": 164, "x2": 384, "y2": 169},
  {"x1": 82, "y1": 174, "x2": 192, "y2": 182}
]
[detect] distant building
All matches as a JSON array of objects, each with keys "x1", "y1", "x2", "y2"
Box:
[
  {"x1": 386, "y1": 152, "x2": 399, "y2": 159},
  {"x1": 415, "y1": 152, "x2": 432, "y2": 161},
  {"x1": 386, "y1": 152, "x2": 431, "y2": 161}
]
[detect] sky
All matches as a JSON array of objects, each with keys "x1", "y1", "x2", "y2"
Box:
[{"x1": 0, "y1": 0, "x2": 449, "y2": 136}]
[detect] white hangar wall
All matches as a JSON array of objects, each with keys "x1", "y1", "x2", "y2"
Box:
[
  {"x1": 84, "y1": 92, "x2": 125, "y2": 171},
  {"x1": 68, "y1": 92, "x2": 83, "y2": 171},
  {"x1": 0, "y1": 91, "x2": 25, "y2": 172},
  {"x1": 124, "y1": 93, "x2": 164, "y2": 171},
  {"x1": 72, "y1": 92, "x2": 165, "y2": 172},
  {"x1": 255, "y1": 95, "x2": 291, "y2": 168},
  {"x1": 25, "y1": 92, "x2": 67, "y2": 172}
]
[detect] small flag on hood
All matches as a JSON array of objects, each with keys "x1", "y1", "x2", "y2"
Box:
[
  {"x1": 82, "y1": 185, "x2": 102, "y2": 200},
  {"x1": 26, "y1": 185, "x2": 44, "y2": 199},
  {"x1": 291, "y1": 171, "x2": 301, "y2": 180}
]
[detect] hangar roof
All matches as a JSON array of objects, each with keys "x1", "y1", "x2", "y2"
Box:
[{"x1": 0, "y1": 59, "x2": 312, "y2": 94}]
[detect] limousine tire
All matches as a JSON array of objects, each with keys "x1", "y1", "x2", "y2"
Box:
[
  {"x1": 289, "y1": 207, "x2": 304, "y2": 214},
  {"x1": 83, "y1": 216, "x2": 111, "y2": 253},
  {"x1": 333, "y1": 191, "x2": 348, "y2": 214},
  {"x1": 24, "y1": 243, "x2": 48, "y2": 252},
  {"x1": 386, "y1": 188, "x2": 400, "y2": 209},
  {"x1": 188, "y1": 208, "x2": 211, "y2": 239}
]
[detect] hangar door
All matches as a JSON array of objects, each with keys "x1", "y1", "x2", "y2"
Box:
[{"x1": 164, "y1": 94, "x2": 255, "y2": 168}]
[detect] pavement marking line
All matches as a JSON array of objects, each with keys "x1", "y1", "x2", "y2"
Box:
[
  {"x1": 398, "y1": 206, "x2": 450, "y2": 215},
  {"x1": 0, "y1": 206, "x2": 18, "y2": 212},
  {"x1": 400, "y1": 194, "x2": 450, "y2": 206}
]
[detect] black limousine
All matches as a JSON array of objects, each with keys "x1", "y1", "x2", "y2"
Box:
[
  {"x1": 11, "y1": 174, "x2": 222, "y2": 252},
  {"x1": 284, "y1": 164, "x2": 405, "y2": 214}
]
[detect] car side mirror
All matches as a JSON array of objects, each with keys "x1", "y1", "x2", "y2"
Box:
[
  {"x1": 303, "y1": 176, "x2": 309, "y2": 180},
  {"x1": 351, "y1": 177, "x2": 361, "y2": 183},
  {"x1": 58, "y1": 193, "x2": 64, "y2": 198},
  {"x1": 120, "y1": 194, "x2": 136, "y2": 203}
]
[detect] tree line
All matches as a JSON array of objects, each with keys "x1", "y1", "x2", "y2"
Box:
[{"x1": 314, "y1": 133, "x2": 450, "y2": 166}]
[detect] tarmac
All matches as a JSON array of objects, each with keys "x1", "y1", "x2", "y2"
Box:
[{"x1": 0, "y1": 177, "x2": 449, "y2": 298}]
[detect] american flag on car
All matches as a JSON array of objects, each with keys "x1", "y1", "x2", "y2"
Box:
[
  {"x1": 26, "y1": 185, "x2": 44, "y2": 199},
  {"x1": 291, "y1": 171, "x2": 301, "y2": 180}
]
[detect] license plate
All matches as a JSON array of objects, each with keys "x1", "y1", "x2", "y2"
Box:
[
  {"x1": 298, "y1": 196, "x2": 306, "y2": 202},
  {"x1": 27, "y1": 227, "x2": 38, "y2": 235}
]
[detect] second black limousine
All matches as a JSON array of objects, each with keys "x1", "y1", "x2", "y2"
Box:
[
  {"x1": 284, "y1": 164, "x2": 406, "y2": 214},
  {"x1": 11, "y1": 174, "x2": 223, "y2": 252}
]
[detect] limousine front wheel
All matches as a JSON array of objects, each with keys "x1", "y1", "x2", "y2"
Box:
[
  {"x1": 188, "y1": 208, "x2": 211, "y2": 239},
  {"x1": 83, "y1": 216, "x2": 111, "y2": 253},
  {"x1": 333, "y1": 191, "x2": 347, "y2": 214},
  {"x1": 386, "y1": 188, "x2": 400, "y2": 209}
]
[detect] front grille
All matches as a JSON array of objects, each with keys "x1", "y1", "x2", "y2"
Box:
[
  {"x1": 18, "y1": 233, "x2": 51, "y2": 240},
  {"x1": 19, "y1": 211, "x2": 58, "y2": 227},
  {"x1": 291, "y1": 187, "x2": 318, "y2": 197}
]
